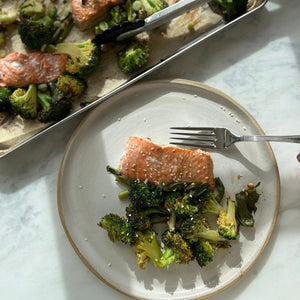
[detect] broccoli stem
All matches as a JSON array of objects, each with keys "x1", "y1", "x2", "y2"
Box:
[
  {"x1": 37, "y1": 92, "x2": 52, "y2": 110},
  {"x1": 106, "y1": 165, "x2": 133, "y2": 186}
]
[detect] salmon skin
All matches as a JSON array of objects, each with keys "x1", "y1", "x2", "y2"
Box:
[
  {"x1": 118, "y1": 136, "x2": 215, "y2": 190},
  {"x1": 0, "y1": 52, "x2": 67, "y2": 87},
  {"x1": 71, "y1": 0, "x2": 126, "y2": 30}
]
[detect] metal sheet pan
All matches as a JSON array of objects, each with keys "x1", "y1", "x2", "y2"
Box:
[{"x1": 0, "y1": 0, "x2": 268, "y2": 159}]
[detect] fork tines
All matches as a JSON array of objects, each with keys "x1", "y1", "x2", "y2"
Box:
[{"x1": 169, "y1": 127, "x2": 217, "y2": 148}]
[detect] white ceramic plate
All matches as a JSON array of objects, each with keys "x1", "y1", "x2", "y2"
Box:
[{"x1": 57, "y1": 79, "x2": 280, "y2": 300}]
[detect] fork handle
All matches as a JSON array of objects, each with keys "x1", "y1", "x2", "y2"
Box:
[{"x1": 241, "y1": 135, "x2": 300, "y2": 143}]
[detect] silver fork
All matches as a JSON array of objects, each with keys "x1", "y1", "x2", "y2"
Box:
[{"x1": 170, "y1": 127, "x2": 300, "y2": 149}]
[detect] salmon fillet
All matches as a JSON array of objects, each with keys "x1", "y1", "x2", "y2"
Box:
[
  {"x1": 0, "y1": 52, "x2": 67, "y2": 87},
  {"x1": 118, "y1": 137, "x2": 215, "y2": 190},
  {"x1": 71, "y1": 0, "x2": 126, "y2": 30}
]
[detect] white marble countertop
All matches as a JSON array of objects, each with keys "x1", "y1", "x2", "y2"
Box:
[{"x1": 1, "y1": 0, "x2": 299, "y2": 299}]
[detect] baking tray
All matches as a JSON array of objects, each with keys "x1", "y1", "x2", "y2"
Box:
[{"x1": 0, "y1": 0, "x2": 268, "y2": 159}]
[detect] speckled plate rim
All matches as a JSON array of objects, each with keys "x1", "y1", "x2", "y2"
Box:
[{"x1": 57, "y1": 78, "x2": 280, "y2": 300}]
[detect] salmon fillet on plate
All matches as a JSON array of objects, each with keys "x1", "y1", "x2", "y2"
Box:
[{"x1": 118, "y1": 136, "x2": 215, "y2": 190}]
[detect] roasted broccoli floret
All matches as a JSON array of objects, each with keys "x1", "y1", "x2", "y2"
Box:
[
  {"x1": 200, "y1": 192, "x2": 225, "y2": 215},
  {"x1": 129, "y1": 180, "x2": 164, "y2": 208},
  {"x1": 98, "y1": 213, "x2": 137, "y2": 244},
  {"x1": 49, "y1": 73, "x2": 87, "y2": 100},
  {"x1": 164, "y1": 191, "x2": 198, "y2": 230},
  {"x1": 180, "y1": 214, "x2": 226, "y2": 243},
  {"x1": 131, "y1": 230, "x2": 164, "y2": 269},
  {"x1": 53, "y1": 39, "x2": 101, "y2": 78},
  {"x1": 235, "y1": 183, "x2": 260, "y2": 227},
  {"x1": 18, "y1": 0, "x2": 57, "y2": 50},
  {"x1": 217, "y1": 195, "x2": 238, "y2": 240},
  {"x1": 0, "y1": 87, "x2": 13, "y2": 112},
  {"x1": 133, "y1": 0, "x2": 168, "y2": 19},
  {"x1": 117, "y1": 40, "x2": 150, "y2": 74},
  {"x1": 193, "y1": 239, "x2": 216, "y2": 267},
  {"x1": 213, "y1": 0, "x2": 248, "y2": 21},
  {"x1": 9, "y1": 84, "x2": 38, "y2": 119},
  {"x1": 107, "y1": 165, "x2": 164, "y2": 207},
  {"x1": 126, "y1": 201, "x2": 166, "y2": 231},
  {"x1": 37, "y1": 91, "x2": 72, "y2": 123},
  {"x1": 160, "y1": 230, "x2": 193, "y2": 266},
  {"x1": 95, "y1": 0, "x2": 168, "y2": 33},
  {"x1": 95, "y1": 6, "x2": 127, "y2": 34},
  {"x1": 18, "y1": 0, "x2": 45, "y2": 19}
]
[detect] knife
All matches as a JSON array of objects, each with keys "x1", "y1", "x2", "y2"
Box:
[{"x1": 93, "y1": 0, "x2": 210, "y2": 44}]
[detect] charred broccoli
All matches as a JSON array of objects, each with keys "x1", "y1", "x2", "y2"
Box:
[
  {"x1": 102, "y1": 165, "x2": 261, "y2": 270},
  {"x1": 18, "y1": 0, "x2": 57, "y2": 50},
  {"x1": 18, "y1": 0, "x2": 73, "y2": 50},
  {"x1": 0, "y1": 87, "x2": 13, "y2": 112},
  {"x1": 52, "y1": 39, "x2": 101, "y2": 78},
  {"x1": 9, "y1": 84, "x2": 38, "y2": 119},
  {"x1": 98, "y1": 213, "x2": 137, "y2": 244},
  {"x1": 106, "y1": 165, "x2": 164, "y2": 207},
  {"x1": 200, "y1": 192, "x2": 225, "y2": 215},
  {"x1": 235, "y1": 183, "x2": 260, "y2": 227},
  {"x1": 193, "y1": 239, "x2": 216, "y2": 267},
  {"x1": 133, "y1": 0, "x2": 168, "y2": 19},
  {"x1": 131, "y1": 230, "x2": 164, "y2": 269},
  {"x1": 125, "y1": 201, "x2": 166, "y2": 231},
  {"x1": 95, "y1": 6, "x2": 127, "y2": 34},
  {"x1": 117, "y1": 40, "x2": 150, "y2": 74},
  {"x1": 213, "y1": 0, "x2": 248, "y2": 21},
  {"x1": 180, "y1": 214, "x2": 226, "y2": 243},
  {"x1": 160, "y1": 230, "x2": 193, "y2": 266},
  {"x1": 217, "y1": 195, "x2": 238, "y2": 240},
  {"x1": 49, "y1": 73, "x2": 87, "y2": 101},
  {"x1": 95, "y1": 0, "x2": 168, "y2": 34},
  {"x1": 37, "y1": 91, "x2": 72, "y2": 123}
]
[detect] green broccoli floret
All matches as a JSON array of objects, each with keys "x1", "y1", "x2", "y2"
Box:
[
  {"x1": 9, "y1": 84, "x2": 38, "y2": 119},
  {"x1": 217, "y1": 195, "x2": 238, "y2": 240},
  {"x1": 106, "y1": 165, "x2": 164, "y2": 207},
  {"x1": 200, "y1": 192, "x2": 225, "y2": 215},
  {"x1": 126, "y1": 201, "x2": 166, "y2": 231},
  {"x1": 131, "y1": 230, "x2": 163, "y2": 269},
  {"x1": 0, "y1": 87, "x2": 13, "y2": 112},
  {"x1": 117, "y1": 40, "x2": 150, "y2": 74},
  {"x1": 53, "y1": 39, "x2": 101, "y2": 78},
  {"x1": 235, "y1": 183, "x2": 260, "y2": 227},
  {"x1": 180, "y1": 214, "x2": 226, "y2": 243},
  {"x1": 95, "y1": 6, "x2": 127, "y2": 34},
  {"x1": 129, "y1": 180, "x2": 164, "y2": 208},
  {"x1": 98, "y1": 213, "x2": 137, "y2": 244},
  {"x1": 160, "y1": 230, "x2": 193, "y2": 266},
  {"x1": 18, "y1": 0, "x2": 45, "y2": 19},
  {"x1": 164, "y1": 192, "x2": 198, "y2": 231},
  {"x1": 133, "y1": 0, "x2": 168, "y2": 19},
  {"x1": 49, "y1": 73, "x2": 87, "y2": 100},
  {"x1": 37, "y1": 91, "x2": 72, "y2": 123},
  {"x1": 18, "y1": 0, "x2": 57, "y2": 50},
  {"x1": 193, "y1": 239, "x2": 216, "y2": 267},
  {"x1": 213, "y1": 0, "x2": 248, "y2": 21}
]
